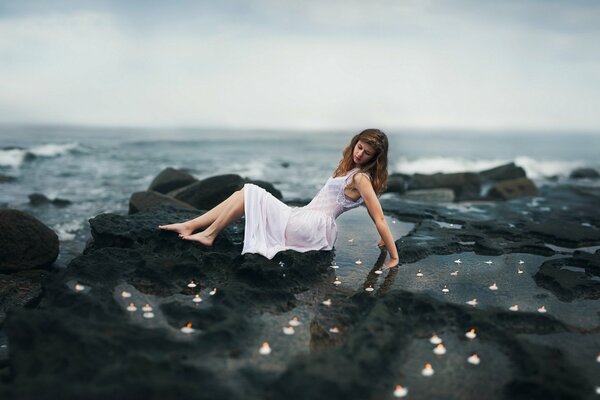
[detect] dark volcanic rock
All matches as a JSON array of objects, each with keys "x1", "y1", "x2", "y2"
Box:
[
  {"x1": 534, "y1": 251, "x2": 600, "y2": 301},
  {"x1": 408, "y1": 172, "x2": 481, "y2": 201},
  {"x1": 0, "y1": 175, "x2": 16, "y2": 184},
  {"x1": 570, "y1": 167, "x2": 599, "y2": 179},
  {"x1": 385, "y1": 173, "x2": 409, "y2": 194},
  {"x1": 28, "y1": 193, "x2": 71, "y2": 207},
  {"x1": 479, "y1": 162, "x2": 526, "y2": 182},
  {"x1": 172, "y1": 174, "x2": 245, "y2": 209},
  {"x1": 148, "y1": 167, "x2": 197, "y2": 194},
  {"x1": 488, "y1": 177, "x2": 537, "y2": 200},
  {"x1": 0, "y1": 209, "x2": 59, "y2": 272},
  {"x1": 0, "y1": 270, "x2": 48, "y2": 325},
  {"x1": 129, "y1": 190, "x2": 198, "y2": 214}
]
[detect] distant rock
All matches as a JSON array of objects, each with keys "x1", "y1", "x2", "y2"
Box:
[
  {"x1": 0, "y1": 174, "x2": 16, "y2": 183},
  {"x1": 478, "y1": 162, "x2": 526, "y2": 182},
  {"x1": 488, "y1": 177, "x2": 537, "y2": 200},
  {"x1": 28, "y1": 193, "x2": 71, "y2": 207},
  {"x1": 129, "y1": 190, "x2": 198, "y2": 214},
  {"x1": 148, "y1": 167, "x2": 197, "y2": 194},
  {"x1": 570, "y1": 168, "x2": 599, "y2": 179},
  {"x1": 0, "y1": 209, "x2": 59, "y2": 272},
  {"x1": 401, "y1": 188, "x2": 455, "y2": 203},
  {"x1": 0, "y1": 270, "x2": 48, "y2": 325},
  {"x1": 408, "y1": 172, "x2": 480, "y2": 201}
]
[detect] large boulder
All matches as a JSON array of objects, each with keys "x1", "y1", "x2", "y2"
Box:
[
  {"x1": 28, "y1": 193, "x2": 71, "y2": 207},
  {"x1": 570, "y1": 168, "x2": 599, "y2": 179},
  {"x1": 478, "y1": 162, "x2": 526, "y2": 182},
  {"x1": 0, "y1": 209, "x2": 59, "y2": 272},
  {"x1": 385, "y1": 173, "x2": 408, "y2": 194},
  {"x1": 148, "y1": 167, "x2": 198, "y2": 194},
  {"x1": 488, "y1": 177, "x2": 537, "y2": 200},
  {"x1": 408, "y1": 172, "x2": 481, "y2": 201},
  {"x1": 129, "y1": 191, "x2": 198, "y2": 214}
]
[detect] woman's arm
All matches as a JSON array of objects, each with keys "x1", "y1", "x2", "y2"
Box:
[{"x1": 354, "y1": 173, "x2": 400, "y2": 268}]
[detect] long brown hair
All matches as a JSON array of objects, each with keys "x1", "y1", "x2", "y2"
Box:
[{"x1": 333, "y1": 128, "x2": 389, "y2": 195}]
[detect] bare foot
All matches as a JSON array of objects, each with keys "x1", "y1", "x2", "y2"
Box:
[
  {"x1": 180, "y1": 232, "x2": 215, "y2": 247},
  {"x1": 158, "y1": 222, "x2": 194, "y2": 237}
]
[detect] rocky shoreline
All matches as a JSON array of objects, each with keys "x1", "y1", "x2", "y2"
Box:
[{"x1": 1, "y1": 165, "x2": 599, "y2": 399}]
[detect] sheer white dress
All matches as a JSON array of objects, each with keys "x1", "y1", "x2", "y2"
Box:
[{"x1": 242, "y1": 168, "x2": 368, "y2": 259}]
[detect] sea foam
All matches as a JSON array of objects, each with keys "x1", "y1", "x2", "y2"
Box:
[{"x1": 0, "y1": 142, "x2": 79, "y2": 168}]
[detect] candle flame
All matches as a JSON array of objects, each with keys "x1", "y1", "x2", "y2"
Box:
[
  {"x1": 395, "y1": 385, "x2": 404, "y2": 390},
  {"x1": 186, "y1": 322, "x2": 192, "y2": 328},
  {"x1": 469, "y1": 329, "x2": 475, "y2": 334},
  {"x1": 262, "y1": 342, "x2": 269, "y2": 348},
  {"x1": 436, "y1": 344, "x2": 444, "y2": 349},
  {"x1": 425, "y1": 363, "x2": 432, "y2": 369}
]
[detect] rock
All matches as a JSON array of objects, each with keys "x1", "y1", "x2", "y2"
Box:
[
  {"x1": 148, "y1": 167, "x2": 197, "y2": 194},
  {"x1": 0, "y1": 175, "x2": 16, "y2": 183},
  {"x1": 400, "y1": 189, "x2": 455, "y2": 203},
  {"x1": 245, "y1": 179, "x2": 283, "y2": 199},
  {"x1": 0, "y1": 209, "x2": 59, "y2": 272},
  {"x1": 172, "y1": 174, "x2": 246, "y2": 210},
  {"x1": 570, "y1": 168, "x2": 599, "y2": 179},
  {"x1": 478, "y1": 162, "x2": 526, "y2": 182},
  {"x1": 385, "y1": 174, "x2": 408, "y2": 194},
  {"x1": 128, "y1": 190, "x2": 198, "y2": 215},
  {"x1": 28, "y1": 193, "x2": 71, "y2": 207},
  {"x1": 408, "y1": 172, "x2": 481, "y2": 201},
  {"x1": 488, "y1": 177, "x2": 537, "y2": 200},
  {"x1": 0, "y1": 270, "x2": 48, "y2": 325}
]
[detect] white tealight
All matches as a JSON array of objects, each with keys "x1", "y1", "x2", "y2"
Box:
[
  {"x1": 450, "y1": 270, "x2": 459, "y2": 276},
  {"x1": 537, "y1": 306, "x2": 547, "y2": 313},
  {"x1": 466, "y1": 298, "x2": 478, "y2": 306},
  {"x1": 465, "y1": 329, "x2": 477, "y2": 339},
  {"x1": 355, "y1": 259, "x2": 362, "y2": 265},
  {"x1": 193, "y1": 294, "x2": 203, "y2": 303},
  {"x1": 596, "y1": 353, "x2": 600, "y2": 363},
  {"x1": 333, "y1": 277, "x2": 341, "y2": 286},
  {"x1": 454, "y1": 259, "x2": 462, "y2": 264},
  {"x1": 393, "y1": 385, "x2": 408, "y2": 398},
  {"x1": 348, "y1": 238, "x2": 354, "y2": 243},
  {"x1": 421, "y1": 364, "x2": 434, "y2": 376},
  {"x1": 441, "y1": 286, "x2": 449, "y2": 293},
  {"x1": 187, "y1": 281, "x2": 197, "y2": 288},
  {"x1": 365, "y1": 286, "x2": 374, "y2": 292},
  {"x1": 143, "y1": 312, "x2": 155, "y2": 319},
  {"x1": 121, "y1": 291, "x2": 132, "y2": 298},
  {"x1": 596, "y1": 387, "x2": 600, "y2": 395},
  {"x1": 209, "y1": 288, "x2": 217, "y2": 296},
  {"x1": 519, "y1": 260, "x2": 525, "y2": 264},
  {"x1": 484, "y1": 260, "x2": 493, "y2": 265},
  {"x1": 180, "y1": 323, "x2": 195, "y2": 334},
  {"x1": 330, "y1": 263, "x2": 339, "y2": 269},
  {"x1": 416, "y1": 270, "x2": 424, "y2": 277},
  {"x1": 509, "y1": 304, "x2": 519, "y2": 312},
  {"x1": 433, "y1": 344, "x2": 446, "y2": 355},
  {"x1": 322, "y1": 299, "x2": 332, "y2": 306},
  {"x1": 429, "y1": 335, "x2": 443, "y2": 345},
  {"x1": 126, "y1": 303, "x2": 137, "y2": 312},
  {"x1": 282, "y1": 326, "x2": 295, "y2": 335},
  {"x1": 374, "y1": 269, "x2": 383, "y2": 275},
  {"x1": 329, "y1": 326, "x2": 340, "y2": 334},
  {"x1": 289, "y1": 317, "x2": 301, "y2": 327},
  {"x1": 74, "y1": 283, "x2": 86, "y2": 292},
  {"x1": 259, "y1": 342, "x2": 271, "y2": 355},
  {"x1": 467, "y1": 354, "x2": 481, "y2": 365},
  {"x1": 489, "y1": 283, "x2": 498, "y2": 291},
  {"x1": 392, "y1": 220, "x2": 397, "y2": 224},
  {"x1": 517, "y1": 268, "x2": 524, "y2": 274},
  {"x1": 142, "y1": 304, "x2": 153, "y2": 312}
]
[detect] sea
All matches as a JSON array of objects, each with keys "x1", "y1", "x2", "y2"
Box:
[{"x1": 1, "y1": 125, "x2": 599, "y2": 266}]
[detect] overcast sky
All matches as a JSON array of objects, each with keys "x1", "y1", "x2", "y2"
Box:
[{"x1": 0, "y1": 0, "x2": 598, "y2": 131}]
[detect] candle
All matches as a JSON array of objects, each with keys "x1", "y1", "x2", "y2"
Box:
[
  {"x1": 209, "y1": 288, "x2": 217, "y2": 296},
  {"x1": 375, "y1": 269, "x2": 383, "y2": 275},
  {"x1": 467, "y1": 354, "x2": 481, "y2": 365},
  {"x1": 74, "y1": 283, "x2": 85, "y2": 292},
  {"x1": 488, "y1": 283, "x2": 498, "y2": 291},
  {"x1": 142, "y1": 304, "x2": 153, "y2": 312},
  {"x1": 517, "y1": 268, "x2": 524, "y2": 274},
  {"x1": 143, "y1": 312, "x2": 155, "y2": 319},
  {"x1": 393, "y1": 385, "x2": 408, "y2": 398},
  {"x1": 450, "y1": 270, "x2": 459, "y2": 276},
  {"x1": 289, "y1": 317, "x2": 301, "y2": 327},
  {"x1": 126, "y1": 303, "x2": 137, "y2": 312},
  {"x1": 429, "y1": 335, "x2": 443, "y2": 345},
  {"x1": 180, "y1": 322, "x2": 195, "y2": 334},
  {"x1": 282, "y1": 326, "x2": 295, "y2": 335},
  {"x1": 193, "y1": 294, "x2": 203, "y2": 303},
  {"x1": 322, "y1": 298, "x2": 332, "y2": 306},
  {"x1": 433, "y1": 344, "x2": 446, "y2": 355},
  {"x1": 330, "y1": 262, "x2": 339, "y2": 269},
  {"x1": 454, "y1": 259, "x2": 462, "y2": 264},
  {"x1": 596, "y1": 353, "x2": 600, "y2": 363},
  {"x1": 465, "y1": 329, "x2": 477, "y2": 339},
  {"x1": 421, "y1": 363, "x2": 434, "y2": 376},
  {"x1": 333, "y1": 277, "x2": 341, "y2": 286},
  {"x1": 329, "y1": 326, "x2": 340, "y2": 334},
  {"x1": 596, "y1": 387, "x2": 600, "y2": 395},
  {"x1": 509, "y1": 304, "x2": 519, "y2": 311},
  {"x1": 348, "y1": 238, "x2": 354, "y2": 243},
  {"x1": 278, "y1": 261, "x2": 285, "y2": 267},
  {"x1": 392, "y1": 219, "x2": 397, "y2": 224},
  {"x1": 484, "y1": 260, "x2": 493, "y2": 265},
  {"x1": 187, "y1": 281, "x2": 197, "y2": 288},
  {"x1": 121, "y1": 291, "x2": 132, "y2": 298},
  {"x1": 259, "y1": 342, "x2": 271, "y2": 355},
  {"x1": 365, "y1": 285, "x2": 374, "y2": 292},
  {"x1": 537, "y1": 305, "x2": 547, "y2": 313},
  {"x1": 519, "y1": 260, "x2": 525, "y2": 264},
  {"x1": 442, "y1": 285, "x2": 449, "y2": 293},
  {"x1": 466, "y1": 298, "x2": 478, "y2": 306},
  {"x1": 355, "y1": 259, "x2": 362, "y2": 265},
  {"x1": 416, "y1": 269, "x2": 423, "y2": 277}
]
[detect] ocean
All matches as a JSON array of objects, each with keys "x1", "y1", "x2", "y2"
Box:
[{"x1": 1, "y1": 125, "x2": 599, "y2": 265}]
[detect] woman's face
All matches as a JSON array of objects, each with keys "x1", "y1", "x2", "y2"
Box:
[{"x1": 352, "y1": 140, "x2": 376, "y2": 166}]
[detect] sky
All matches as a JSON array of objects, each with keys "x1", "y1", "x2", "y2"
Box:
[{"x1": 0, "y1": 0, "x2": 599, "y2": 132}]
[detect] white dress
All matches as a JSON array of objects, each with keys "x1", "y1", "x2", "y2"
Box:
[{"x1": 242, "y1": 168, "x2": 368, "y2": 259}]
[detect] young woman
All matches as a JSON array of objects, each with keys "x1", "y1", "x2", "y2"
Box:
[{"x1": 159, "y1": 129, "x2": 400, "y2": 269}]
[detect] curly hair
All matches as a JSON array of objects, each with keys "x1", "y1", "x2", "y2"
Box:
[{"x1": 333, "y1": 128, "x2": 389, "y2": 195}]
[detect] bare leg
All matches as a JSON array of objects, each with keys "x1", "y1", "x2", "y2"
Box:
[{"x1": 181, "y1": 189, "x2": 245, "y2": 247}]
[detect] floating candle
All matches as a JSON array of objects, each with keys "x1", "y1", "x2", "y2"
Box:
[
  {"x1": 278, "y1": 261, "x2": 285, "y2": 267},
  {"x1": 282, "y1": 326, "x2": 295, "y2": 335},
  {"x1": 465, "y1": 329, "x2": 477, "y2": 339},
  {"x1": 126, "y1": 303, "x2": 137, "y2": 312},
  {"x1": 348, "y1": 238, "x2": 354, "y2": 243},
  {"x1": 509, "y1": 304, "x2": 519, "y2": 311},
  {"x1": 322, "y1": 299, "x2": 332, "y2": 306},
  {"x1": 519, "y1": 260, "x2": 525, "y2": 265},
  {"x1": 467, "y1": 354, "x2": 481, "y2": 365},
  {"x1": 466, "y1": 298, "x2": 478, "y2": 306},
  {"x1": 596, "y1": 353, "x2": 600, "y2": 363},
  {"x1": 441, "y1": 285, "x2": 449, "y2": 293},
  {"x1": 484, "y1": 260, "x2": 493, "y2": 265},
  {"x1": 180, "y1": 322, "x2": 195, "y2": 334},
  {"x1": 329, "y1": 326, "x2": 340, "y2": 334},
  {"x1": 365, "y1": 285, "x2": 374, "y2": 292},
  {"x1": 355, "y1": 259, "x2": 362, "y2": 265},
  {"x1": 193, "y1": 294, "x2": 203, "y2": 303},
  {"x1": 421, "y1": 363, "x2": 434, "y2": 376},
  {"x1": 333, "y1": 277, "x2": 341, "y2": 286},
  {"x1": 374, "y1": 269, "x2": 383, "y2": 275},
  {"x1": 433, "y1": 344, "x2": 446, "y2": 355},
  {"x1": 596, "y1": 387, "x2": 600, "y2": 395},
  {"x1": 454, "y1": 259, "x2": 462, "y2": 264},
  {"x1": 393, "y1": 385, "x2": 408, "y2": 398},
  {"x1": 488, "y1": 283, "x2": 498, "y2": 291},
  {"x1": 187, "y1": 281, "x2": 197, "y2": 288},
  {"x1": 142, "y1": 304, "x2": 153, "y2": 312},
  {"x1": 289, "y1": 317, "x2": 301, "y2": 327},
  {"x1": 121, "y1": 291, "x2": 132, "y2": 298},
  {"x1": 450, "y1": 270, "x2": 459, "y2": 276},
  {"x1": 209, "y1": 288, "x2": 217, "y2": 296},
  {"x1": 537, "y1": 306, "x2": 547, "y2": 313},
  {"x1": 416, "y1": 270, "x2": 424, "y2": 277},
  {"x1": 143, "y1": 312, "x2": 155, "y2": 319},
  {"x1": 517, "y1": 268, "x2": 524, "y2": 274},
  {"x1": 392, "y1": 220, "x2": 397, "y2": 224},
  {"x1": 74, "y1": 283, "x2": 85, "y2": 292},
  {"x1": 430, "y1": 335, "x2": 443, "y2": 345},
  {"x1": 330, "y1": 262, "x2": 339, "y2": 269},
  {"x1": 259, "y1": 342, "x2": 271, "y2": 355}
]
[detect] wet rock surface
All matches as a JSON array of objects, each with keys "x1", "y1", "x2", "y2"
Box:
[{"x1": 0, "y1": 183, "x2": 599, "y2": 399}]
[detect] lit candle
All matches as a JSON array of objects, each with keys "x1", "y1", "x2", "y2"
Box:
[
  {"x1": 329, "y1": 326, "x2": 340, "y2": 334},
  {"x1": 180, "y1": 322, "x2": 195, "y2": 334},
  {"x1": 392, "y1": 220, "x2": 397, "y2": 224},
  {"x1": 519, "y1": 260, "x2": 525, "y2": 265},
  {"x1": 484, "y1": 260, "x2": 493, "y2": 265},
  {"x1": 509, "y1": 304, "x2": 519, "y2": 311},
  {"x1": 289, "y1": 317, "x2": 301, "y2": 327},
  {"x1": 355, "y1": 259, "x2": 362, "y2": 265},
  {"x1": 488, "y1": 283, "x2": 498, "y2": 291},
  {"x1": 365, "y1": 285, "x2": 374, "y2": 292},
  {"x1": 375, "y1": 269, "x2": 383, "y2": 275},
  {"x1": 282, "y1": 326, "x2": 295, "y2": 335},
  {"x1": 433, "y1": 344, "x2": 446, "y2": 355},
  {"x1": 596, "y1": 387, "x2": 600, "y2": 395},
  {"x1": 429, "y1": 335, "x2": 442, "y2": 345},
  {"x1": 126, "y1": 303, "x2": 137, "y2": 312},
  {"x1": 143, "y1": 312, "x2": 155, "y2": 319},
  {"x1": 465, "y1": 329, "x2": 477, "y2": 339},
  {"x1": 421, "y1": 363, "x2": 434, "y2": 376},
  {"x1": 278, "y1": 261, "x2": 285, "y2": 267},
  {"x1": 187, "y1": 281, "x2": 197, "y2": 288},
  {"x1": 348, "y1": 238, "x2": 354, "y2": 243},
  {"x1": 454, "y1": 259, "x2": 462, "y2": 264},
  {"x1": 466, "y1": 298, "x2": 478, "y2": 306},
  {"x1": 142, "y1": 304, "x2": 153, "y2": 312},
  {"x1": 193, "y1": 294, "x2": 203, "y2": 303},
  {"x1": 259, "y1": 342, "x2": 271, "y2": 355},
  {"x1": 74, "y1": 283, "x2": 85, "y2": 292},
  {"x1": 209, "y1": 288, "x2": 217, "y2": 296},
  {"x1": 450, "y1": 270, "x2": 459, "y2": 276},
  {"x1": 517, "y1": 268, "x2": 524, "y2": 274},
  {"x1": 596, "y1": 353, "x2": 600, "y2": 363},
  {"x1": 467, "y1": 354, "x2": 481, "y2": 365},
  {"x1": 121, "y1": 291, "x2": 132, "y2": 298},
  {"x1": 330, "y1": 262, "x2": 339, "y2": 269},
  {"x1": 537, "y1": 305, "x2": 547, "y2": 313},
  {"x1": 333, "y1": 277, "x2": 341, "y2": 286},
  {"x1": 416, "y1": 269, "x2": 423, "y2": 277},
  {"x1": 322, "y1": 299, "x2": 332, "y2": 306},
  {"x1": 393, "y1": 385, "x2": 408, "y2": 398},
  {"x1": 442, "y1": 285, "x2": 449, "y2": 293}
]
